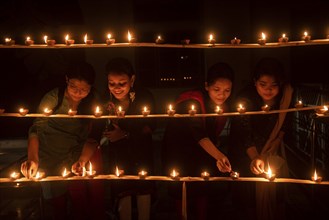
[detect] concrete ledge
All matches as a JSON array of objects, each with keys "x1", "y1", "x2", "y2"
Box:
[{"x1": 0, "y1": 139, "x2": 27, "y2": 149}]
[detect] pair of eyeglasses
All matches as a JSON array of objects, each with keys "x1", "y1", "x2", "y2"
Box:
[{"x1": 67, "y1": 81, "x2": 90, "y2": 95}]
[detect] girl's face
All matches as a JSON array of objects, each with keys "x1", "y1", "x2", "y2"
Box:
[
  {"x1": 107, "y1": 72, "x2": 135, "y2": 101},
  {"x1": 255, "y1": 75, "x2": 280, "y2": 102},
  {"x1": 205, "y1": 78, "x2": 232, "y2": 106},
  {"x1": 67, "y1": 79, "x2": 91, "y2": 102}
]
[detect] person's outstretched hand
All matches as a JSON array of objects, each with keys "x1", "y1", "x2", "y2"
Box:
[
  {"x1": 21, "y1": 160, "x2": 38, "y2": 179},
  {"x1": 102, "y1": 123, "x2": 127, "y2": 142},
  {"x1": 250, "y1": 157, "x2": 265, "y2": 175},
  {"x1": 71, "y1": 160, "x2": 87, "y2": 176},
  {"x1": 216, "y1": 156, "x2": 232, "y2": 173}
]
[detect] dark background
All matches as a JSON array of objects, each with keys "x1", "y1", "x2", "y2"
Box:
[
  {"x1": 0, "y1": 0, "x2": 328, "y2": 137},
  {"x1": 0, "y1": 1, "x2": 329, "y2": 219}
]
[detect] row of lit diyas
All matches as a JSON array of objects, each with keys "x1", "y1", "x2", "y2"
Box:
[
  {"x1": 3, "y1": 165, "x2": 326, "y2": 185},
  {"x1": 1, "y1": 31, "x2": 329, "y2": 48},
  {"x1": 0, "y1": 103, "x2": 328, "y2": 118}
]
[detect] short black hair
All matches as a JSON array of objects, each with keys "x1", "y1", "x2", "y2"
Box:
[
  {"x1": 206, "y1": 62, "x2": 235, "y2": 85},
  {"x1": 66, "y1": 60, "x2": 96, "y2": 85},
  {"x1": 105, "y1": 57, "x2": 135, "y2": 78}
]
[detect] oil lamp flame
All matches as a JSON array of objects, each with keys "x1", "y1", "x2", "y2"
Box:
[
  {"x1": 265, "y1": 166, "x2": 276, "y2": 181},
  {"x1": 35, "y1": 171, "x2": 43, "y2": 179},
  {"x1": 267, "y1": 167, "x2": 272, "y2": 178},
  {"x1": 89, "y1": 162, "x2": 93, "y2": 175},
  {"x1": 138, "y1": 170, "x2": 148, "y2": 178},
  {"x1": 170, "y1": 169, "x2": 179, "y2": 179},
  {"x1": 82, "y1": 167, "x2": 86, "y2": 177},
  {"x1": 62, "y1": 168, "x2": 69, "y2": 177},
  {"x1": 128, "y1": 31, "x2": 132, "y2": 42},
  {"x1": 312, "y1": 169, "x2": 322, "y2": 182},
  {"x1": 10, "y1": 172, "x2": 20, "y2": 179},
  {"x1": 84, "y1": 34, "x2": 87, "y2": 44},
  {"x1": 116, "y1": 166, "x2": 119, "y2": 176},
  {"x1": 115, "y1": 166, "x2": 124, "y2": 177},
  {"x1": 262, "y1": 32, "x2": 266, "y2": 39},
  {"x1": 314, "y1": 170, "x2": 318, "y2": 180},
  {"x1": 201, "y1": 171, "x2": 210, "y2": 180}
]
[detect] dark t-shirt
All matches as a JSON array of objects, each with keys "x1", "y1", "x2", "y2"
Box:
[
  {"x1": 162, "y1": 89, "x2": 228, "y2": 177},
  {"x1": 101, "y1": 87, "x2": 156, "y2": 174},
  {"x1": 29, "y1": 87, "x2": 98, "y2": 175},
  {"x1": 228, "y1": 84, "x2": 292, "y2": 176}
]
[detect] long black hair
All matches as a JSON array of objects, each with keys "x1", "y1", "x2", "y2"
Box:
[
  {"x1": 105, "y1": 57, "x2": 135, "y2": 78},
  {"x1": 253, "y1": 57, "x2": 286, "y2": 86},
  {"x1": 206, "y1": 62, "x2": 235, "y2": 86},
  {"x1": 66, "y1": 60, "x2": 96, "y2": 85}
]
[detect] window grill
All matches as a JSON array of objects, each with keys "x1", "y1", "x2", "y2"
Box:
[{"x1": 286, "y1": 84, "x2": 329, "y2": 179}]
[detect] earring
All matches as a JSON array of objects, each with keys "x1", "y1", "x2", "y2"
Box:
[{"x1": 129, "y1": 87, "x2": 135, "y2": 103}]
